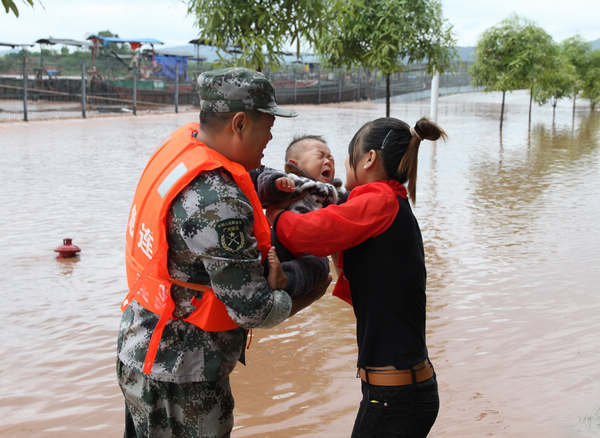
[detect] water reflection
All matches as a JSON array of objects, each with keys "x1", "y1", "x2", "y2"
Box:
[
  {"x1": 419, "y1": 140, "x2": 453, "y2": 365},
  {"x1": 55, "y1": 256, "x2": 80, "y2": 276},
  {"x1": 468, "y1": 113, "x2": 600, "y2": 263},
  {"x1": 432, "y1": 107, "x2": 600, "y2": 437}
]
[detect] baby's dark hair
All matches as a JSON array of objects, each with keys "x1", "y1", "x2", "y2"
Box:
[
  {"x1": 285, "y1": 134, "x2": 327, "y2": 161},
  {"x1": 348, "y1": 117, "x2": 447, "y2": 203}
]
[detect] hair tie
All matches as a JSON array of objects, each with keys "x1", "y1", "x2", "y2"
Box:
[{"x1": 410, "y1": 126, "x2": 422, "y2": 141}]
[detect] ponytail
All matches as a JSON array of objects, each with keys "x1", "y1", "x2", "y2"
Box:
[
  {"x1": 397, "y1": 117, "x2": 447, "y2": 203},
  {"x1": 348, "y1": 117, "x2": 447, "y2": 204}
]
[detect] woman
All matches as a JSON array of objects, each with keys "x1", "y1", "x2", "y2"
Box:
[{"x1": 271, "y1": 117, "x2": 446, "y2": 437}]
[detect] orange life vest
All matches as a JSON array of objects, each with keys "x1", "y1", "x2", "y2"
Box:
[{"x1": 121, "y1": 122, "x2": 271, "y2": 374}]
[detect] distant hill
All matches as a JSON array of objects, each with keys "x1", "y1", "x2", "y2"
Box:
[{"x1": 590, "y1": 39, "x2": 600, "y2": 50}]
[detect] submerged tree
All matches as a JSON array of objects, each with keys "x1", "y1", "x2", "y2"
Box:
[
  {"x1": 315, "y1": 0, "x2": 455, "y2": 117},
  {"x1": 471, "y1": 15, "x2": 554, "y2": 130},
  {"x1": 186, "y1": 0, "x2": 327, "y2": 71},
  {"x1": 532, "y1": 50, "x2": 576, "y2": 122},
  {"x1": 581, "y1": 49, "x2": 600, "y2": 111},
  {"x1": 519, "y1": 21, "x2": 555, "y2": 125},
  {"x1": 560, "y1": 36, "x2": 591, "y2": 116}
]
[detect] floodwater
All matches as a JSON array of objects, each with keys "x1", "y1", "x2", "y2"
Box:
[{"x1": 1, "y1": 91, "x2": 599, "y2": 437}]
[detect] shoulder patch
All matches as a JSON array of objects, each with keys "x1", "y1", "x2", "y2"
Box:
[{"x1": 215, "y1": 218, "x2": 247, "y2": 254}]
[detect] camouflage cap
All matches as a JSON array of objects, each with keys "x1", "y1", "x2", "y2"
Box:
[{"x1": 197, "y1": 67, "x2": 298, "y2": 118}]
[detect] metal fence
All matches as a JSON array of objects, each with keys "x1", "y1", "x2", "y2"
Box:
[
  {"x1": 268, "y1": 63, "x2": 475, "y2": 105},
  {"x1": 0, "y1": 50, "x2": 474, "y2": 121}
]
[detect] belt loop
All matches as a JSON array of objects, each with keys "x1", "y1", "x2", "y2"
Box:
[
  {"x1": 428, "y1": 357, "x2": 436, "y2": 380},
  {"x1": 360, "y1": 368, "x2": 372, "y2": 402},
  {"x1": 409, "y1": 367, "x2": 417, "y2": 386},
  {"x1": 364, "y1": 369, "x2": 371, "y2": 401}
]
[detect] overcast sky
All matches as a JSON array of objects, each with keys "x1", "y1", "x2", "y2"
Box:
[{"x1": 2, "y1": 0, "x2": 598, "y2": 49}]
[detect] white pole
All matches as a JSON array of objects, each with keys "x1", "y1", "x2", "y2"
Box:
[{"x1": 430, "y1": 69, "x2": 440, "y2": 122}]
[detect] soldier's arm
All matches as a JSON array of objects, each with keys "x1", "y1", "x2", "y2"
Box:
[{"x1": 180, "y1": 194, "x2": 292, "y2": 329}]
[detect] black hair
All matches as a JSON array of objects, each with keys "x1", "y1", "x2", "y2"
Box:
[
  {"x1": 347, "y1": 117, "x2": 447, "y2": 203},
  {"x1": 285, "y1": 134, "x2": 327, "y2": 161}
]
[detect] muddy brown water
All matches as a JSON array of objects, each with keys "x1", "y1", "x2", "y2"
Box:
[{"x1": 1, "y1": 91, "x2": 599, "y2": 437}]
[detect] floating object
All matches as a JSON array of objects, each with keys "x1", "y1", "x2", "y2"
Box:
[{"x1": 54, "y1": 238, "x2": 81, "y2": 258}]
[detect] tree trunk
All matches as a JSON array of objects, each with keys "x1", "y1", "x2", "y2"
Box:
[
  {"x1": 500, "y1": 90, "x2": 506, "y2": 131},
  {"x1": 528, "y1": 88, "x2": 533, "y2": 126},
  {"x1": 572, "y1": 93, "x2": 576, "y2": 126},
  {"x1": 386, "y1": 73, "x2": 390, "y2": 117}
]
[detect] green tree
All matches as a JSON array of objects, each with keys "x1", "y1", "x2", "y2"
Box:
[
  {"x1": 2, "y1": 0, "x2": 33, "y2": 16},
  {"x1": 561, "y1": 36, "x2": 593, "y2": 114},
  {"x1": 316, "y1": 0, "x2": 455, "y2": 117},
  {"x1": 97, "y1": 30, "x2": 119, "y2": 38},
  {"x1": 471, "y1": 15, "x2": 553, "y2": 129},
  {"x1": 186, "y1": 0, "x2": 327, "y2": 71},
  {"x1": 581, "y1": 50, "x2": 600, "y2": 110},
  {"x1": 532, "y1": 50, "x2": 576, "y2": 122},
  {"x1": 518, "y1": 21, "x2": 555, "y2": 124}
]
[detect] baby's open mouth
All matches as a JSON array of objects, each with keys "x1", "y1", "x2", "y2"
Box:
[{"x1": 321, "y1": 169, "x2": 331, "y2": 180}]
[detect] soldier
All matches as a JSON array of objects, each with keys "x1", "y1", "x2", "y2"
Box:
[{"x1": 117, "y1": 67, "x2": 330, "y2": 437}]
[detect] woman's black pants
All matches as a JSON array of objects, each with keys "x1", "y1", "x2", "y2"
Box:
[{"x1": 351, "y1": 376, "x2": 439, "y2": 438}]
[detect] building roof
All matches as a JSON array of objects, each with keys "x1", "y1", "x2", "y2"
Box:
[
  {"x1": 0, "y1": 41, "x2": 35, "y2": 48},
  {"x1": 35, "y1": 38, "x2": 91, "y2": 47},
  {"x1": 86, "y1": 35, "x2": 163, "y2": 46}
]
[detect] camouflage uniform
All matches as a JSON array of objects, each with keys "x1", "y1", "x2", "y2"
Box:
[
  {"x1": 196, "y1": 68, "x2": 297, "y2": 117},
  {"x1": 117, "y1": 67, "x2": 297, "y2": 438}
]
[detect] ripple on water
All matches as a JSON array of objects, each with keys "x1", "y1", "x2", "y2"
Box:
[{"x1": 1, "y1": 98, "x2": 599, "y2": 437}]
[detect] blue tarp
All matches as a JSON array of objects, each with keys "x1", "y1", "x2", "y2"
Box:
[
  {"x1": 87, "y1": 35, "x2": 163, "y2": 47},
  {"x1": 152, "y1": 55, "x2": 188, "y2": 81}
]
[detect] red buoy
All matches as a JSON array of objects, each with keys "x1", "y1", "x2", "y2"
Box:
[{"x1": 54, "y1": 238, "x2": 81, "y2": 258}]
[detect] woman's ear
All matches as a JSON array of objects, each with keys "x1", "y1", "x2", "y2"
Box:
[{"x1": 362, "y1": 149, "x2": 378, "y2": 170}]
